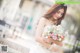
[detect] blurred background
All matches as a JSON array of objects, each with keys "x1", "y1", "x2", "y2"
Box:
[{"x1": 0, "y1": 0, "x2": 80, "y2": 53}]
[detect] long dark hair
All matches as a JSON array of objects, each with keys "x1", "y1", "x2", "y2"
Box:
[{"x1": 43, "y1": 3, "x2": 67, "y2": 25}]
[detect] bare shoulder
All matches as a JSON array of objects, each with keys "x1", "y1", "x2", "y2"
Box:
[
  {"x1": 39, "y1": 17, "x2": 47, "y2": 22},
  {"x1": 37, "y1": 17, "x2": 47, "y2": 27}
]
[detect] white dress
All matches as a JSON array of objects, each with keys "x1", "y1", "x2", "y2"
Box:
[
  {"x1": 29, "y1": 43, "x2": 52, "y2": 53},
  {"x1": 29, "y1": 24, "x2": 64, "y2": 53}
]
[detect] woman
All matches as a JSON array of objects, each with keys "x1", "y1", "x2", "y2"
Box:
[{"x1": 30, "y1": 3, "x2": 67, "y2": 53}]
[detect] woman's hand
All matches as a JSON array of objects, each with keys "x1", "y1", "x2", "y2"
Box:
[
  {"x1": 43, "y1": 36, "x2": 53, "y2": 44},
  {"x1": 43, "y1": 36, "x2": 63, "y2": 46},
  {"x1": 52, "y1": 39, "x2": 63, "y2": 46}
]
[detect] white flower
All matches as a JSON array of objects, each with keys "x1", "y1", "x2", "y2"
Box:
[{"x1": 58, "y1": 38, "x2": 62, "y2": 41}]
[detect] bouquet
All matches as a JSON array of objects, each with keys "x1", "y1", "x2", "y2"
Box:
[{"x1": 42, "y1": 25, "x2": 65, "y2": 42}]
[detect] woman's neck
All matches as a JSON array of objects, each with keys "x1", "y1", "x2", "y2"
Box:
[{"x1": 49, "y1": 17, "x2": 58, "y2": 25}]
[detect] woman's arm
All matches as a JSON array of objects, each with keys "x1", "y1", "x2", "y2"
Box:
[{"x1": 35, "y1": 18, "x2": 51, "y2": 48}]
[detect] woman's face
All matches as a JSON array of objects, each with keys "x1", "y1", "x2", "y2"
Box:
[{"x1": 52, "y1": 8, "x2": 64, "y2": 20}]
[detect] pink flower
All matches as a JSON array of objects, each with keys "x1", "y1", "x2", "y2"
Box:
[
  {"x1": 61, "y1": 35, "x2": 64, "y2": 39},
  {"x1": 52, "y1": 35, "x2": 58, "y2": 40},
  {"x1": 50, "y1": 33, "x2": 58, "y2": 40},
  {"x1": 51, "y1": 33, "x2": 54, "y2": 36}
]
